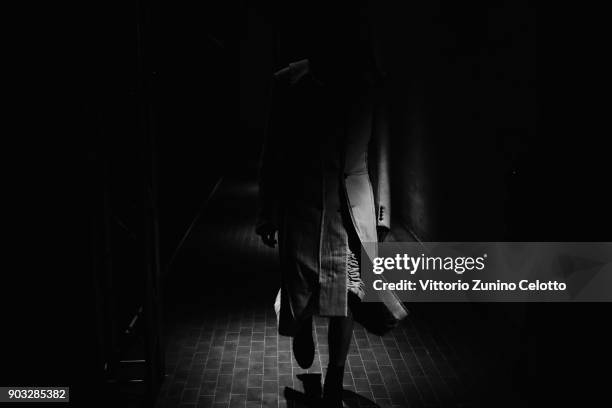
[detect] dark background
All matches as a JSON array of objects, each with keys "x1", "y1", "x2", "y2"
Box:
[{"x1": 3, "y1": 0, "x2": 610, "y2": 407}]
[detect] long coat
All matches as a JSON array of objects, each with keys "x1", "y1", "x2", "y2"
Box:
[{"x1": 256, "y1": 59, "x2": 393, "y2": 336}]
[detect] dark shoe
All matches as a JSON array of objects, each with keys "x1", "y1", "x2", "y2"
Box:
[
  {"x1": 323, "y1": 365, "x2": 345, "y2": 407},
  {"x1": 292, "y1": 316, "x2": 314, "y2": 369}
]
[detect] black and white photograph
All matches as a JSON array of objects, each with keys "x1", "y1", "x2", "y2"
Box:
[{"x1": 2, "y1": 1, "x2": 611, "y2": 407}]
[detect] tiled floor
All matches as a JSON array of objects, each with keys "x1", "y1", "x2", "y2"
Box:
[
  {"x1": 155, "y1": 175, "x2": 493, "y2": 408},
  {"x1": 156, "y1": 304, "x2": 478, "y2": 408}
]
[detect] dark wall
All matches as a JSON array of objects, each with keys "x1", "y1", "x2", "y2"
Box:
[
  {"x1": 377, "y1": 1, "x2": 537, "y2": 242},
  {"x1": 147, "y1": 1, "x2": 279, "y2": 265},
  {"x1": 258, "y1": 1, "x2": 540, "y2": 242},
  {"x1": 143, "y1": 1, "x2": 236, "y2": 264}
]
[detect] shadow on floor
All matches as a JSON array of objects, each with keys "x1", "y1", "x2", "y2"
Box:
[{"x1": 155, "y1": 174, "x2": 528, "y2": 408}]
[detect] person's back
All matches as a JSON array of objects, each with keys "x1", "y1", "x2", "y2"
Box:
[{"x1": 255, "y1": 3, "x2": 401, "y2": 406}]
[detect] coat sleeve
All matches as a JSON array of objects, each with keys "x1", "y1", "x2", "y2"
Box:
[
  {"x1": 371, "y1": 100, "x2": 392, "y2": 231},
  {"x1": 255, "y1": 72, "x2": 287, "y2": 233}
]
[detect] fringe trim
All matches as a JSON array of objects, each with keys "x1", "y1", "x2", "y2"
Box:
[{"x1": 346, "y1": 249, "x2": 365, "y2": 300}]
